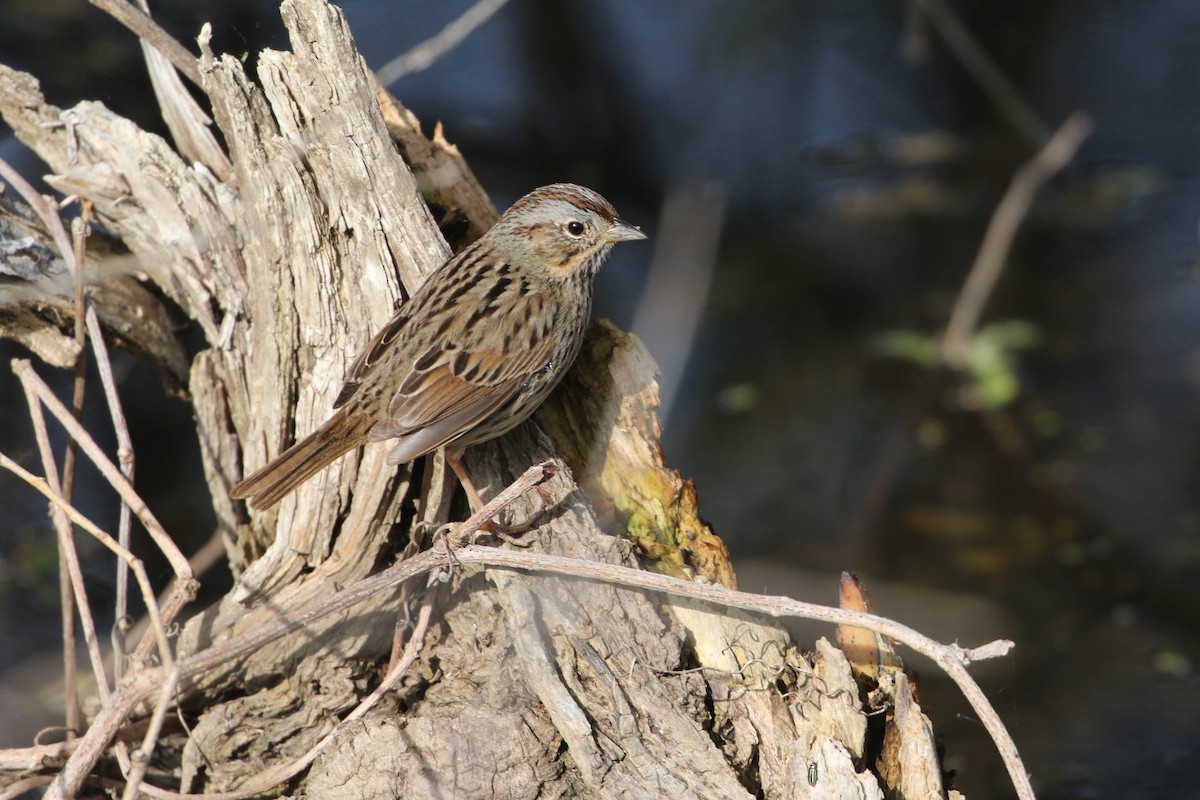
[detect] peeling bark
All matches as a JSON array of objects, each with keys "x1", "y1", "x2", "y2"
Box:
[{"x1": 0, "y1": 2, "x2": 957, "y2": 798}]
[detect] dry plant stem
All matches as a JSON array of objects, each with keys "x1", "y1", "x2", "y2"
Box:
[
  {"x1": 57, "y1": 217, "x2": 90, "y2": 733},
  {"x1": 0, "y1": 155, "x2": 91, "y2": 734},
  {"x1": 0, "y1": 450, "x2": 182, "y2": 800},
  {"x1": 37, "y1": 534, "x2": 1030, "y2": 800},
  {"x1": 11, "y1": 359, "x2": 192, "y2": 580},
  {"x1": 88, "y1": 299, "x2": 138, "y2": 681},
  {"x1": 82, "y1": 300, "x2": 138, "y2": 677},
  {"x1": 0, "y1": 453, "x2": 176, "y2": 673},
  {"x1": 20, "y1": 351, "x2": 190, "y2": 694},
  {"x1": 0, "y1": 159, "x2": 137, "y2": 679},
  {"x1": 0, "y1": 158, "x2": 75, "y2": 261},
  {"x1": 37, "y1": 465, "x2": 556, "y2": 800},
  {"x1": 3, "y1": 154, "x2": 145, "y2": 682},
  {"x1": 21, "y1": 380, "x2": 112, "y2": 705},
  {"x1": 63, "y1": 218, "x2": 89, "y2": 509},
  {"x1": 446, "y1": 462, "x2": 559, "y2": 547},
  {"x1": 42, "y1": 552, "x2": 448, "y2": 800},
  {"x1": 460, "y1": 547, "x2": 1032, "y2": 800},
  {"x1": 375, "y1": 0, "x2": 513, "y2": 85},
  {"x1": 390, "y1": 453, "x2": 452, "y2": 669},
  {"x1": 120, "y1": 667, "x2": 180, "y2": 800},
  {"x1": 0, "y1": 776, "x2": 53, "y2": 800},
  {"x1": 940, "y1": 112, "x2": 1092, "y2": 368},
  {"x1": 914, "y1": 0, "x2": 1049, "y2": 148},
  {"x1": 56, "y1": 473, "x2": 80, "y2": 731},
  {"x1": 0, "y1": 741, "x2": 74, "y2": 773},
  {"x1": 120, "y1": 529, "x2": 227, "y2": 669},
  {"x1": 86, "y1": 0, "x2": 203, "y2": 88}
]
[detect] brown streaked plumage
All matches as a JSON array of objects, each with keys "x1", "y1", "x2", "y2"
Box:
[{"x1": 231, "y1": 183, "x2": 646, "y2": 510}]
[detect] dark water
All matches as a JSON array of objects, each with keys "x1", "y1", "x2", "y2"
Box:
[{"x1": 4, "y1": 2, "x2": 1200, "y2": 797}]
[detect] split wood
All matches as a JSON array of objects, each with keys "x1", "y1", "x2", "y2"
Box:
[{"x1": 0, "y1": 461, "x2": 1033, "y2": 800}]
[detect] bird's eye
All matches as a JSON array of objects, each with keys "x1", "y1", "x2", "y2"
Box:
[{"x1": 565, "y1": 220, "x2": 586, "y2": 237}]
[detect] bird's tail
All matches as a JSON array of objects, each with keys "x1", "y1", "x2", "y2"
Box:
[{"x1": 231, "y1": 409, "x2": 374, "y2": 510}]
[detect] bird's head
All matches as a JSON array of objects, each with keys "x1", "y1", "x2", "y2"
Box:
[{"x1": 497, "y1": 183, "x2": 647, "y2": 282}]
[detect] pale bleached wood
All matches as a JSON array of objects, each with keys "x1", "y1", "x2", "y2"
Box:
[{"x1": 0, "y1": 1, "x2": 980, "y2": 798}]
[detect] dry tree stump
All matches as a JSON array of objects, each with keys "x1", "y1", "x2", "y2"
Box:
[{"x1": 0, "y1": 1, "x2": 1018, "y2": 798}]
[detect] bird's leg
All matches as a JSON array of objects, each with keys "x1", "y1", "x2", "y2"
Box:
[
  {"x1": 444, "y1": 447, "x2": 486, "y2": 511},
  {"x1": 444, "y1": 448, "x2": 544, "y2": 545}
]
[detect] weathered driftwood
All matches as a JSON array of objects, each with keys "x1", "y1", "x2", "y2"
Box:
[{"x1": 0, "y1": 1, "x2": 958, "y2": 798}]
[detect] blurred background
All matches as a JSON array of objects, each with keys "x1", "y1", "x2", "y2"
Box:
[{"x1": 3, "y1": 1, "x2": 1200, "y2": 797}]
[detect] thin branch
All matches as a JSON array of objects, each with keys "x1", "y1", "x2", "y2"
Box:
[
  {"x1": 0, "y1": 453, "x2": 180, "y2": 674},
  {"x1": 375, "y1": 0, "x2": 513, "y2": 85},
  {"x1": 940, "y1": 112, "x2": 1092, "y2": 368},
  {"x1": 34, "y1": 524, "x2": 1030, "y2": 800},
  {"x1": 62, "y1": 217, "x2": 89, "y2": 511},
  {"x1": 0, "y1": 741, "x2": 75, "y2": 773},
  {"x1": 120, "y1": 667, "x2": 179, "y2": 800},
  {"x1": 0, "y1": 156, "x2": 98, "y2": 737},
  {"x1": 58, "y1": 215, "x2": 91, "y2": 736},
  {"x1": 457, "y1": 547, "x2": 1029, "y2": 800},
  {"x1": 21, "y1": 379, "x2": 112, "y2": 706},
  {"x1": 0, "y1": 775, "x2": 54, "y2": 800},
  {"x1": 447, "y1": 461, "x2": 558, "y2": 547},
  {"x1": 914, "y1": 0, "x2": 1049, "y2": 148},
  {"x1": 39, "y1": 551, "x2": 448, "y2": 799},
  {"x1": 56, "y1": 461, "x2": 81, "y2": 733},
  {"x1": 84, "y1": 296, "x2": 138, "y2": 681},
  {"x1": 0, "y1": 156, "x2": 160, "y2": 685},
  {"x1": 38, "y1": 465, "x2": 557, "y2": 800},
  {"x1": 11, "y1": 359, "x2": 193, "y2": 580},
  {"x1": 0, "y1": 159, "x2": 76, "y2": 268},
  {"x1": 86, "y1": 0, "x2": 203, "y2": 88},
  {"x1": 390, "y1": 451, "x2": 449, "y2": 670}
]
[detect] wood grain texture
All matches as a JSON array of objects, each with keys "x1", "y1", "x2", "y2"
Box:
[{"x1": 0, "y1": 1, "x2": 936, "y2": 797}]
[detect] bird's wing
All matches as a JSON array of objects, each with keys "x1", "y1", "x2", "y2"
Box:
[
  {"x1": 333, "y1": 307, "x2": 411, "y2": 408},
  {"x1": 366, "y1": 292, "x2": 556, "y2": 448}
]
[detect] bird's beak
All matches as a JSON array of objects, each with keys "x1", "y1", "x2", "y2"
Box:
[{"x1": 604, "y1": 219, "x2": 648, "y2": 243}]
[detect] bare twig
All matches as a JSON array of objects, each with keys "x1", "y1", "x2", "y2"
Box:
[
  {"x1": 55, "y1": 477, "x2": 80, "y2": 730},
  {"x1": 446, "y1": 462, "x2": 559, "y2": 547},
  {"x1": 33, "y1": 539, "x2": 1029, "y2": 800},
  {"x1": 85, "y1": 297, "x2": 139, "y2": 681},
  {"x1": 120, "y1": 667, "x2": 179, "y2": 800},
  {"x1": 0, "y1": 446, "x2": 187, "y2": 797},
  {"x1": 0, "y1": 156, "x2": 100, "y2": 736},
  {"x1": 375, "y1": 0, "x2": 512, "y2": 85},
  {"x1": 62, "y1": 217, "x2": 89, "y2": 508},
  {"x1": 0, "y1": 741, "x2": 74, "y2": 773},
  {"x1": 20, "y1": 379, "x2": 112, "y2": 704},
  {"x1": 55, "y1": 214, "x2": 92, "y2": 734},
  {"x1": 37, "y1": 465, "x2": 556, "y2": 800},
  {"x1": 914, "y1": 0, "x2": 1049, "y2": 148},
  {"x1": 0, "y1": 152, "x2": 159, "y2": 688},
  {"x1": 11, "y1": 359, "x2": 193, "y2": 580},
  {"x1": 86, "y1": 0, "x2": 203, "y2": 88},
  {"x1": 0, "y1": 159, "x2": 75, "y2": 264},
  {"x1": 0, "y1": 453, "x2": 180, "y2": 673},
  {"x1": 0, "y1": 775, "x2": 54, "y2": 800},
  {"x1": 940, "y1": 112, "x2": 1092, "y2": 368}
]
